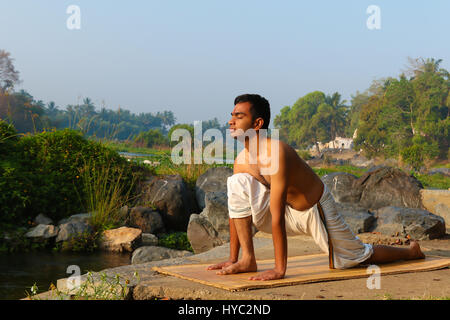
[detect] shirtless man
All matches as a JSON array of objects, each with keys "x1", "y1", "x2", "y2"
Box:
[{"x1": 207, "y1": 93, "x2": 425, "y2": 281}]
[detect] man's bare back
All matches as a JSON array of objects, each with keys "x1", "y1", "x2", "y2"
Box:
[{"x1": 233, "y1": 137, "x2": 324, "y2": 211}]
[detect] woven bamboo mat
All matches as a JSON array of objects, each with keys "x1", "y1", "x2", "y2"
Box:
[{"x1": 152, "y1": 253, "x2": 450, "y2": 292}]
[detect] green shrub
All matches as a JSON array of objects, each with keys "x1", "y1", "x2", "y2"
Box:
[
  {"x1": 0, "y1": 126, "x2": 143, "y2": 228},
  {"x1": 158, "y1": 232, "x2": 193, "y2": 252}
]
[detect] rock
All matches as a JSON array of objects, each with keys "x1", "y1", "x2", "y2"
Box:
[
  {"x1": 195, "y1": 167, "x2": 233, "y2": 210},
  {"x1": 420, "y1": 189, "x2": 450, "y2": 226},
  {"x1": 129, "y1": 206, "x2": 165, "y2": 234},
  {"x1": 200, "y1": 191, "x2": 230, "y2": 242},
  {"x1": 131, "y1": 246, "x2": 193, "y2": 264},
  {"x1": 353, "y1": 166, "x2": 424, "y2": 210},
  {"x1": 187, "y1": 214, "x2": 224, "y2": 254},
  {"x1": 321, "y1": 172, "x2": 361, "y2": 203},
  {"x1": 135, "y1": 174, "x2": 198, "y2": 231},
  {"x1": 142, "y1": 233, "x2": 159, "y2": 246},
  {"x1": 350, "y1": 155, "x2": 375, "y2": 168},
  {"x1": 435, "y1": 203, "x2": 450, "y2": 228},
  {"x1": 335, "y1": 203, "x2": 376, "y2": 234},
  {"x1": 57, "y1": 213, "x2": 92, "y2": 225},
  {"x1": 56, "y1": 221, "x2": 93, "y2": 242},
  {"x1": 99, "y1": 227, "x2": 142, "y2": 253},
  {"x1": 373, "y1": 206, "x2": 446, "y2": 240},
  {"x1": 25, "y1": 224, "x2": 59, "y2": 239},
  {"x1": 34, "y1": 214, "x2": 53, "y2": 225}
]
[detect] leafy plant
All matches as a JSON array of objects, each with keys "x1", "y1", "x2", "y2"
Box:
[{"x1": 158, "y1": 232, "x2": 193, "y2": 252}]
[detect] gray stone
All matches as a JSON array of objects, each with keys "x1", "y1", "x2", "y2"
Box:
[
  {"x1": 25, "y1": 224, "x2": 59, "y2": 239},
  {"x1": 353, "y1": 166, "x2": 424, "y2": 210},
  {"x1": 321, "y1": 172, "x2": 361, "y2": 203},
  {"x1": 335, "y1": 203, "x2": 376, "y2": 234},
  {"x1": 200, "y1": 191, "x2": 230, "y2": 242},
  {"x1": 373, "y1": 206, "x2": 446, "y2": 240},
  {"x1": 56, "y1": 221, "x2": 93, "y2": 242},
  {"x1": 187, "y1": 214, "x2": 224, "y2": 254},
  {"x1": 34, "y1": 214, "x2": 53, "y2": 225},
  {"x1": 135, "y1": 174, "x2": 198, "y2": 231},
  {"x1": 57, "y1": 213, "x2": 92, "y2": 225},
  {"x1": 195, "y1": 167, "x2": 233, "y2": 210},
  {"x1": 350, "y1": 155, "x2": 375, "y2": 168},
  {"x1": 131, "y1": 246, "x2": 193, "y2": 264},
  {"x1": 142, "y1": 233, "x2": 159, "y2": 246},
  {"x1": 129, "y1": 206, "x2": 165, "y2": 234}
]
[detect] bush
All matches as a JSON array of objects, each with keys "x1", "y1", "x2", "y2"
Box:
[
  {"x1": 0, "y1": 126, "x2": 142, "y2": 228},
  {"x1": 134, "y1": 129, "x2": 168, "y2": 148},
  {"x1": 158, "y1": 232, "x2": 193, "y2": 252}
]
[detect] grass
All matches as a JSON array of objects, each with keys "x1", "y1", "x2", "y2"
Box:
[
  {"x1": 77, "y1": 160, "x2": 137, "y2": 232},
  {"x1": 26, "y1": 271, "x2": 140, "y2": 300}
]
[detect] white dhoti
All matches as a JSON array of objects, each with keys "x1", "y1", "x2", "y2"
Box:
[{"x1": 227, "y1": 173, "x2": 374, "y2": 269}]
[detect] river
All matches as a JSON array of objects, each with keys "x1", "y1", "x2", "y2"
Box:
[{"x1": 0, "y1": 250, "x2": 131, "y2": 300}]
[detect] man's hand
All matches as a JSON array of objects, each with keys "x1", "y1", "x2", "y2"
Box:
[{"x1": 249, "y1": 269, "x2": 285, "y2": 281}]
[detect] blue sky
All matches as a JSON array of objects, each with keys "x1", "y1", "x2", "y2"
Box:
[{"x1": 1, "y1": 0, "x2": 449, "y2": 127}]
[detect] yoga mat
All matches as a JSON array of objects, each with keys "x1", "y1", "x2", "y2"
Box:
[{"x1": 152, "y1": 254, "x2": 450, "y2": 292}]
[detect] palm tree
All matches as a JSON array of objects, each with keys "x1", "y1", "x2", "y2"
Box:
[{"x1": 325, "y1": 92, "x2": 349, "y2": 139}]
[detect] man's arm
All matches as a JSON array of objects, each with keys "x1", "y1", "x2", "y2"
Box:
[{"x1": 250, "y1": 144, "x2": 288, "y2": 280}]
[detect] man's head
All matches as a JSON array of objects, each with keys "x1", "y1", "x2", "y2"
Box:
[{"x1": 229, "y1": 94, "x2": 270, "y2": 136}]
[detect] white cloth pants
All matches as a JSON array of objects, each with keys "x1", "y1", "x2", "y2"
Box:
[{"x1": 227, "y1": 173, "x2": 374, "y2": 269}]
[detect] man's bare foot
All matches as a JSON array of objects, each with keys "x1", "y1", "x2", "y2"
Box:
[
  {"x1": 249, "y1": 269, "x2": 285, "y2": 281},
  {"x1": 207, "y1": 260, "x2": 235, "y2": 270},
  {"x1": 216, "y1": 259, "x2": 257, "y2": 275},
  {"x1": 409, "y1": 241, "x2": 425, "y2": 260}
]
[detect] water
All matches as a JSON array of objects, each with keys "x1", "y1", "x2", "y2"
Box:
[
  {"x1": 118, "y1": 152, "x2": 157, "y2": 158},
  {"x1": 0, "y1": 251, "x2": 131, "y2": 300}
]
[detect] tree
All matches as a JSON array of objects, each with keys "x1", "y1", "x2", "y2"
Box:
[{"x1": 0, "y1": 50, "x2": 20, "y2": 91}]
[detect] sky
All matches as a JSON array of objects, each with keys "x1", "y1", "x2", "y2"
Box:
[{"x1": 1, "y1": 0, "x2": 449, "y2": 127}]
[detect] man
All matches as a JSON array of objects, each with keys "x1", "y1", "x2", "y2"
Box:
[{"x1": 207, "y1": 93, "x2": 425, "y2": 281}]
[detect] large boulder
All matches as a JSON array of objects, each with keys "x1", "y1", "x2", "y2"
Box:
[
  {"x1": 56, "y1": 221, "x2": 93, "y2": 242},
  {"x1": 195, "y1": 167, "x2": 233, "y2": 210},
  {"x1": 135, "y1": 174, "x2": 198, "y2": 231},
  {"x1": 353, "y1": 166, "x2": 424, "y2": 210},
  {"x1": 99, "y1": 227, "x2": 142, "y2": 253},
  {"x1": 373, "y1": 206, "x2": 446, "y2": 240},
  {"x1": 200, "y1": 191, "x2": 230, "y2": 242},
  {"x1": 420, "y1": 189, "x2": 450, "y2": 226},
  {"x1": 128, "y1": 206, "x2": 165, "y2": 234},
  {"x1": 187, "y1": 214, "x2": 224, "y2": 254},
  {"x1": 25, "y1": 224, "x2": 59, "y2": 239},
  {"x1": 131, "y1": 246, "x2": 193, "y2": 264},
  {"x1": 334, "y1": 203, "x2": 376, "y2": 234},
  {"x1": 321, "y1": 172, "x2": 361, "y2": 203}
]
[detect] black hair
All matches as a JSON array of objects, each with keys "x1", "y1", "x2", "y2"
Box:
[{"x1": 234, "y1": 94, "x2": 270, "y2": 129}]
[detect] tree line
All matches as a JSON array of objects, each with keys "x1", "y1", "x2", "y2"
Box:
[
  {"x1": 1, "y1": 49, "x2": 448, "y2": 167},
  {"x1": 274, "y1": 57, "x2": 449, "y2": 168}
]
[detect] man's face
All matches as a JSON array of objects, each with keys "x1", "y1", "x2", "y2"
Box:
[{"x1": 228, "y1": 102, "x2": 257, "y2": 138}]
